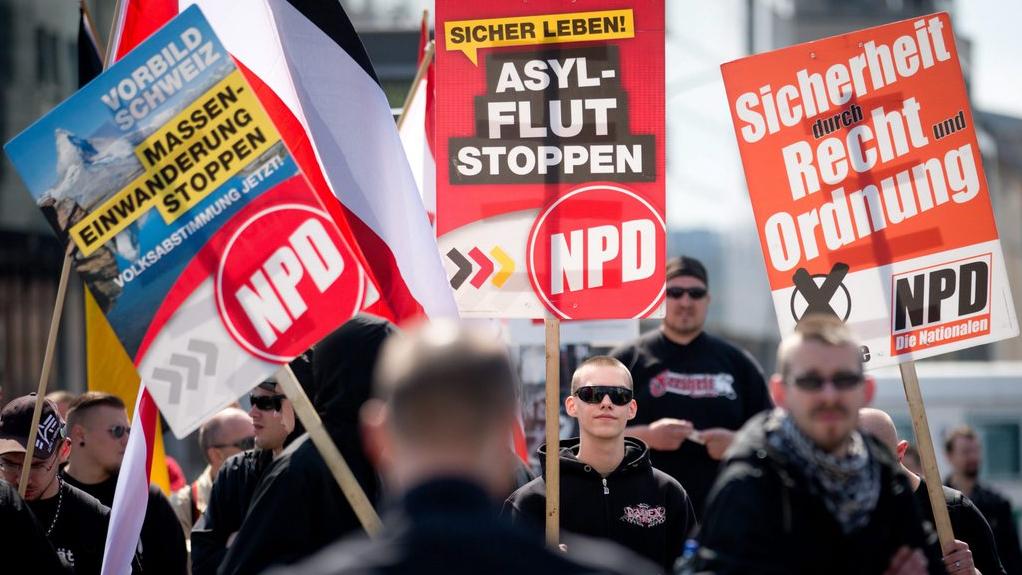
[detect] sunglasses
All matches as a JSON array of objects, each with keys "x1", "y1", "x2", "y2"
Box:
[
  {"x1": 214, "y1": 436, "x2": 255, "y2": 451},
  {"x1": 791, "y1": 372, "x2": 864, "y2": 391},
  {"x1": 249, "y1": 394, "x2": 287, "y2": 412},
  {"x1": 574, "y1": 386, "x2": 634, "y2": 406},
  {"x1": 666, "y1": 286, "x2": 707, "y2": 300},
  {"x1": 108, "y1": 425, "x2": 130, "y2": 439}
]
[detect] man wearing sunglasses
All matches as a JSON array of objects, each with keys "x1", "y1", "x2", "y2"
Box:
[
  {"x1": 64, "y1": 392, "x2": 187, "y2": 575},
  {"x1": 1, "y1": 394, "x2": 110, "y2": 573},
  {"x1": 685, "y1": 315, "x2": 944, "y2": 575},
  {"x1": 505, "y1": 356, "x2": 696, "y2": 573},
  {"x1": 611, "y1": 256, "x2": 772, "y2": 519},
  {"x1": 248, "y1": 381, "x2": 297, "y2": 457},
  {"x1": 171, "y1": 407, "x2": 254, "y2": 537},
  {"x1": 191, "y1": 361, "x2": 308, "y2": 575}
]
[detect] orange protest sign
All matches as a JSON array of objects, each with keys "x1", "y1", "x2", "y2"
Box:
[{"x1": 722, "y1": 13, "x2": 1017, "y2": 367}]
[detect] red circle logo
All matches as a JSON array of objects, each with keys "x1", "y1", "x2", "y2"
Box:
[
  {"x1": 215, "y1": 204, "x2": 364, "y2": 362},
  {"x1": 527, "y1": 185, "x2": 665, "y2": 319}
]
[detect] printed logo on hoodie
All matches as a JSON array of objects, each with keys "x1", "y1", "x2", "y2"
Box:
[
  {"x1": 621, "y1": 503, "x2": 666, "y2": 527},
  {"x1": 649, "y1": 370, "x2": 736, "y2": 400}
]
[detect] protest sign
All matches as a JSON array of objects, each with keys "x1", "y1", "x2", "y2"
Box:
[
  {"x1": 436, "y1": 0, "x2": 665, "y2": 320},
  {"x1": 5, "y1": 6, "x2": 366, "y2": 436},
  {"x1": 722, "y1": 12, "x2": 1017, "y2": 368}
]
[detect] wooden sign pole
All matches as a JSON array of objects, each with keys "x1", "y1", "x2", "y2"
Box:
[
  {"x1": 544, "y1": 318, "x2": 561, "y2": 546},
  {"x1": 18, "y1": 244, "x2": 74, "y2": 496},
  {"x1": 900, "y1": 361, "x2": 955, "y2": 549}
]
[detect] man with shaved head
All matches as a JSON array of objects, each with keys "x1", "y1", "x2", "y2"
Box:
[
  {"x1": 505, "y1": 356, "x2": 695, "y2": 572},
  {"x1": 171, "y1": 407, "x2": 254, "y2": 536},
  {"x1": 860, "y1": 408, "x2": 1004, "y2": 575}
]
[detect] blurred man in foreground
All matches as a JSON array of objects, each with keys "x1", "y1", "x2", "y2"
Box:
[
  {"x1": 279, "y1": 321, "x2": 656, "y2": 575},
  {"x1": 687, "y1": 315, "x2": 944, "y2": 575}
]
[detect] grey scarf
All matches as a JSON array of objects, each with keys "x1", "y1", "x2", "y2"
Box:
[{"x1": 767, "y1": 409, "x2": 881, "y2": 533}]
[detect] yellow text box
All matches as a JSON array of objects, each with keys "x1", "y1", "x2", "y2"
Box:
[
  {"x1": 69, "y1": 70, "x2": 281, "y2": 256},
  {"x1": 444, "y1": 9, "x2": 634, "y2": 65},
  {"x1": 139, "y1": 70, "x2": 279, "y2": 223}
]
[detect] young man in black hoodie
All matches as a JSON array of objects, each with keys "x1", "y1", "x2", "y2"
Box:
[
  {"x1": 217, "y1": 315, "x2": 393, "y2": 575},
  {"x1": 190, "y1": 353, "x2": 310, "y2": 575},
  {"x1": 505, "y1": 356, "x2": 696, "y2": 573}
]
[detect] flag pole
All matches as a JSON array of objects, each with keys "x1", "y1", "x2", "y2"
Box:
[
  {"x1": 103, "y1": 0, "x2": 129, "y2": 68},
  {"x1": 18, "y1": 243, "x2": 75, "y2": 496},
  {"x1": 275, "y1": 364, "x2": 383, "y2": 537},
  {"x1": 900, "y1": 361, "x2": 955, "y2": 549},
  {"x1": 544, "y1": 317, "x2": 561, "y2": 546},
  {"x1": 80, "y1": 0, "x2": 107, "y2": 63},
  {"x1": 396, "y1": 40, "x2": 434, "y2": 131}
]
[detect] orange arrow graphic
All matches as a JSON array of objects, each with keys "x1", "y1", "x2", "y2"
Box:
[{"x1": 490, "y1": 246, "x2": 514, "y2": 288}]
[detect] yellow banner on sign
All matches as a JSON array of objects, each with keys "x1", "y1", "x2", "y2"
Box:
[
  {"x1": 444, "y1": 9, "x2": 634, "y2": 65},
  {"x1": 69, "y1": 70, "x2": 280, "y2": 256}
]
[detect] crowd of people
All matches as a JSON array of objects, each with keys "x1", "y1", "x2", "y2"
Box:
[{"x1": 2, "y1": 256, "x2": 1021, "y2": 574}]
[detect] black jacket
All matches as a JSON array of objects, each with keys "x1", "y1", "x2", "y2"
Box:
[
  {"x1": 504, "y1": 437, "x2": 696, "y2": 573},
  {"x1": 217, "y1": 315, "x2": 393, "y2": 575},
  {"x1": 687, "y1": 411, "x2": 946, "y2": 575},
  {"x1": 915, "y1": 479, "x2": 1005, "y2": 575},
  {"x1": 191, "y1": 353, "x2": 312, "y2": 575},
  {"x1": 189, "y1": 448, "x2": 274, "y2": 575},
  {"x1": 3, "y1": 479, "x2": 77, "y2": 575},
  {"x1": 62, "y1": 473, "x2": 185, "y2": 575},
  {"x1": 270, "y1": 477, "x2": 660, "y2": 575},
  {"x1": 945, "y1": 478, "x2": 1022, "y2": 575}
]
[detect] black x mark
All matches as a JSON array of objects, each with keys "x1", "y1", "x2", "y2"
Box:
[{"x1": 792, "y1": 262, "x2": 850, "y2": 321}]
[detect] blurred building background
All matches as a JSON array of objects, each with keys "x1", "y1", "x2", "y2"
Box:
[{"x1": 0, "y1": 0, "x2": 1020, "y2": 526}]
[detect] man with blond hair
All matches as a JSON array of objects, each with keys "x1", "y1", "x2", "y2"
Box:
[
  {"x1": 505, "y1": 356, "x2": 695, "y2": 572},
  {"x1": 687, "y1": 315, "x2": 944, "y2": 575}
]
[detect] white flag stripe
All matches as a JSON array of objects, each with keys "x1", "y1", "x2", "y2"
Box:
[
  {"x1": 100, "y1": 389, "x2": 149, "y2": 575},
  {"x1": 188, "y1": 0, "x2": 456, "y2": 319}
]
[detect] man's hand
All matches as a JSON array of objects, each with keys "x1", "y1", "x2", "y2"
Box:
[
  {"x1": 942, "y1": 540, "x2": 977, "y2": 574},
  {"x1": 883, "y1": 546, "x2": 929, "y2": 575},
  {"x1": 700, "y1": 428, "x2": 736, "y2": 460},
  {"x1": 642, "y1": 418, "x2": 693, "y2": 451}
]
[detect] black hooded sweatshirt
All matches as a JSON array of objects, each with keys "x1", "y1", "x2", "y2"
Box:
[
  {"x1": 503, "y1": 437, "x2": 696, "y2": 573},
  {"x1": 190, "y1": 352, "x2": 313, "y2": 575},
  {"x1": 217, "y1": 314, "x2": 394, "y2": 575}
]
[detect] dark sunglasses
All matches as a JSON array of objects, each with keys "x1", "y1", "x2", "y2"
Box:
[
  {"x1": 108, "y1": 425, "x2": 131, "y2": 439},
  {"x1": 666, "y1": 286, "x2": 707, "y2": 300},
  {"x1": 214, "y1": 436, "x2": 255, "y2": 451},
  {"x1": 791, "y1": 372, "x2": 864, "y2": 391},
  {"x1": 575, "y1": 386, "x2": 633, "y2": 406},
  {"x1": 249, "y1": 394, "x2": 287, "y2": 412}
]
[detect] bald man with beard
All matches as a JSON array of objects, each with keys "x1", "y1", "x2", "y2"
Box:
[{"x1": 860, "y1": 408, "x2": 1004, "y2": 575}]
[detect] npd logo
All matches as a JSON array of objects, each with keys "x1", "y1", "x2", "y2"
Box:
[
  {"x1": 527, "y1": 184, "x2": 665, "y2": 319},
  {"x1": 890, "y1": 253, "x2": 992, "y2": 355}
]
